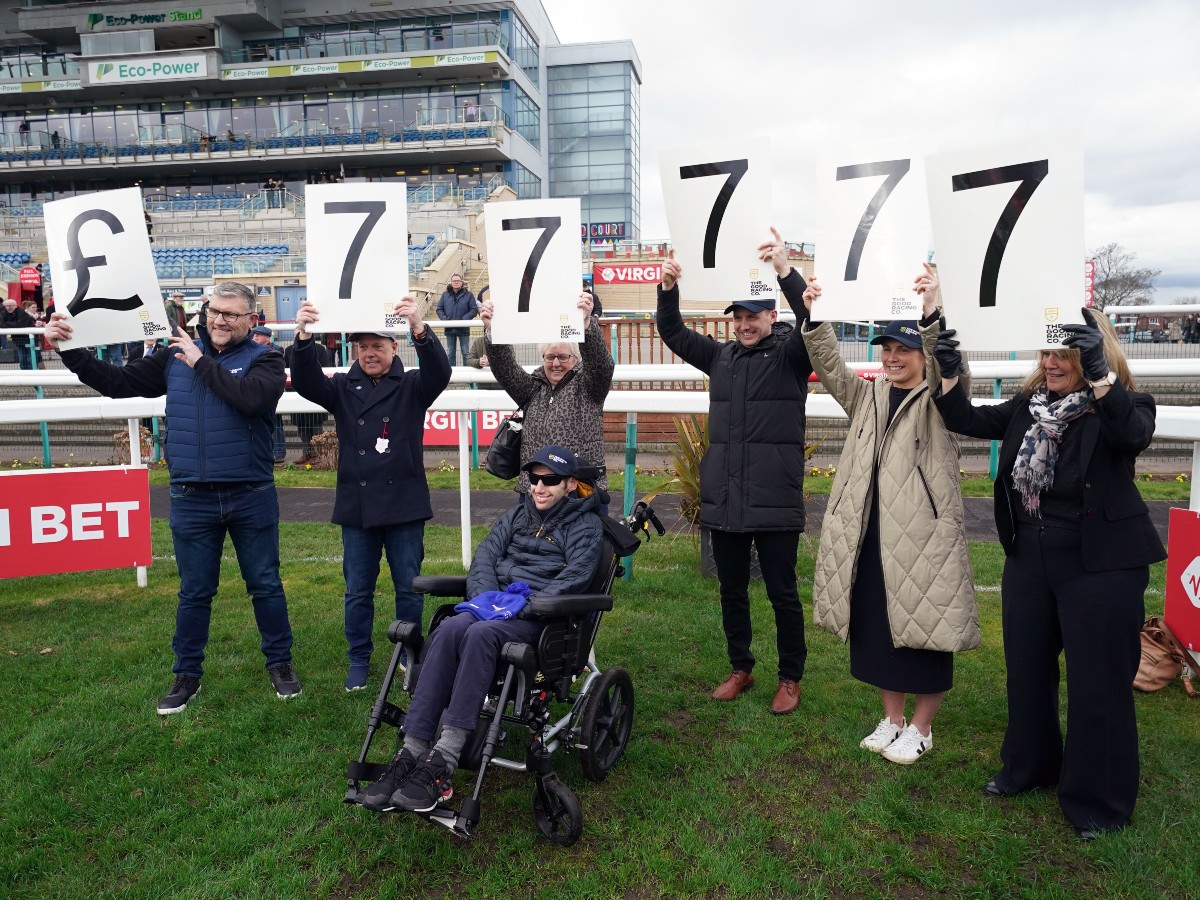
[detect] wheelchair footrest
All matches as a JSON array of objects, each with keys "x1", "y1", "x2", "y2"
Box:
[
  {"x1": 347, "y1": 759, "x2": 390, "y2": 784},
  {"x1": 376, "y1": 701, "x2": 405, "y2": 730}
]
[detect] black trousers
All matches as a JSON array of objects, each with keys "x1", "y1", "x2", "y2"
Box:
[
  {"x1": 709, "y1": 529, "x2": 807, "y2": 681},
  {"x1": 997, "y1": 524, "x2": 1146, "y2": 832}
]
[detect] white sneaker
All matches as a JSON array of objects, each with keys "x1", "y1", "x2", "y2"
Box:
[
  {"x1": 882, "y1": 724, "x2": 933, "y2": 764},
  {"x1": 859, "y1": 716, "x2": 905, "y2": 752}
]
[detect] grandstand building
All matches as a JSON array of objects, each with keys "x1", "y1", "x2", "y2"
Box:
[{"x1": 0, "y1": 0, "x2": 641, "y2": 318}]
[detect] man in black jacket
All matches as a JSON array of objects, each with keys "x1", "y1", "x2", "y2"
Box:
[
  {"x1": 359, "y1": 444, "x2": 603, "y2": 813},
  {"x1": 435, "y1": 273, "x2": 476, "y2": 366},
  {"x1": 656, "y1": 229, "x2": 812, "y2": 715},
  {"x1": 291, "y1": 297, "x2": 451, "y2": 691}
]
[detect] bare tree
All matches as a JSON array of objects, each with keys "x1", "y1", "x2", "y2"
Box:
[{"x1": 1089, "y1": 242, "x2": 1160, "y2": 310}]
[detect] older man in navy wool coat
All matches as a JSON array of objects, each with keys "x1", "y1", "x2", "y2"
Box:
[{"x1": 291, "y1": 296, "x2": 451, "y2": 691}]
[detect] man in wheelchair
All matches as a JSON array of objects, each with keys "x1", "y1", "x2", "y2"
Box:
[{"x1": 360, "y1": 444, "x2": 603, "y2": 814}]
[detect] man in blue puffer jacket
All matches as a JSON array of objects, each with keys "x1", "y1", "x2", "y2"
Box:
[
  {"x1": 359, "y1": 444, "x2": 603, "y2": 814},
  {"x1": 46, "y1": 281, "x2": 300, "y2": 715}
]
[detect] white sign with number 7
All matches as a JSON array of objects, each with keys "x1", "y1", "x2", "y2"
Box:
[
  {"x1": 925, "y1": 131, "x2": 1085, "y2": 352},
  {"x1": 485, "y1": 198, "x2": 583, "y2": 345},
  {"x1": 659, "y1": 139, "x2": 774, "y2": 303},
  {"x1": 813, "y1": 141, "x2": 933, "y2": 321},
  {"x1": 305, "y1": 182, "x2": 409, "y2": 334}
]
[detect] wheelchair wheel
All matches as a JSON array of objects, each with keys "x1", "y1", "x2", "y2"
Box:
[
  {"x1": 578, "y1": 667, "x2": 634, "y2": 783},
  {"x1": 532, "y1": 777, "x2": 582, "y2": 846}
]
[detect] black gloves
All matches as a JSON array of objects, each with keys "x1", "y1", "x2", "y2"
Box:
[
  {"x1": 1061, "y1": 307, "x2": 1109, "y2": 382},
  {"x1": 934, "y1": 318, "x2": 965, "y2": 378}
]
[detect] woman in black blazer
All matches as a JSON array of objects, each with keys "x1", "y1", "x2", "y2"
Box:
[{"x1": 933, "y1": 308, "x2": 1165, "y2": 840}]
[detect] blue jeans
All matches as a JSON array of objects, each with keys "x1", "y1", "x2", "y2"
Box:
[
  {"x1": 168, "y1": 482, "x2": 294, "y2": 678},
  {"x1": 342, "y1": 521, "x2": 426, "y2": 666},
  {"x1": 444, "y1": 329, "x2": 469, "y2": 366}
]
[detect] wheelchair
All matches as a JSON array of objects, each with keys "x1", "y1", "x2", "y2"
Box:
[{"x1": 344, "y1": 496, "x2": 664, "y2": 846}]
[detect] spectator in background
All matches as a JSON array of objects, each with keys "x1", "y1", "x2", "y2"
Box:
[
  {"x1": 283, "y1": 335, "x2": 330, "y2": 460},
  {"x1": 164, "y1": 292, "x2": 186, "y2": 335},
  {"x1": 465, "y1": 332, "x2": 500, "y2": 389},
  {"x1": 584, "y1": 282, "x2": 604, "y2": 319},
  {"x1": 2, "y1": 297, "x2": 36, "y2": 368},
  {"x1": 253, "y1": 325, "x2": 288, "y2": 464},
  {"x1": 436, "y1": 273, "x2": 477, "y2": 367},
  {"x1": 50, "y1": 130, "x2": 60, "y2": 149}
]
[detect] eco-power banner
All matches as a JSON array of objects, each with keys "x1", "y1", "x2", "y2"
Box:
[
  {"x1": 43, "y1": 187, "x2": 170, "y2": 350},
  {"x1": 925, "y1": 132, "x2": 1084, "y2": 351},
  {"x1": 813, "y1": 140, "x2": 932, "y2": 321},
  {"x1": 485, "y1": 198, "x2": 583, "y2": 345},
  {"x1": 305, "y1": 182, "x2": 410, "y2": 335},
  {"x1": 659, "y1": 139, "x2": 774, "y2": 303},
  {"x1": 88, "y1": 54, "x2": 207, "y2": 85},
  {"x1": 0, "y1": 466, "x2": 151, "y2": 578}
]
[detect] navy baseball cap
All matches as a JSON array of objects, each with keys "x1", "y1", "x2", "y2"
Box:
[
  {"x1": 251, "y1": 325, "x2": 272, "y2": 337},
  {"x1": 870, "y1": 320, "x2": 922, "y2": 349},
  {"x1": 523, "y1": 444, "x2": 579, "y2": 477},
  {"x1": 723, "y1": 299, "x2": 777, "y2": 314}
]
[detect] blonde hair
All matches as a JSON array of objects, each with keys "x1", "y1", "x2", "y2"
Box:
[{"x1": 1021, "y1": 312, "x2": 1136, "y2": 393}]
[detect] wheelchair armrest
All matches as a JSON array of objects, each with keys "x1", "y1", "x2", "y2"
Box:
[
  {"x1": 412, "y1": 575, "x2": 468, "y2": 597},
  {"x1": 525, "y1": 593, "x2": 613, "y2": 617}
]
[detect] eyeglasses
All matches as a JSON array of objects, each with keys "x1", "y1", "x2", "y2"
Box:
[
  {"x1": 542, "y1": 353, "x2": 575, "y2": 363},
  {"x1": 527, "y1": 472, "x2": 566, "y2": 486},
  {"x1": 205, "y1": 308, "x2": 253, "y2": 323}
]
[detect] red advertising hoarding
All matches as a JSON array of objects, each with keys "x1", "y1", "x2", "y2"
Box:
[
  {"x1": 421, "y1": 408, "x2": 514, "y2": 447},
  {"x1": 0, "y1": 466, "x2": 152, "y2": 578},
  {"x1": 1165, "y1": 507, "x2": 1200, "y2": 666}
]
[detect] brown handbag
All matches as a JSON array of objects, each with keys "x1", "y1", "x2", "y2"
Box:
[{"x1": 1134, "y1": 616, "x2": 1198, "y2": 697}]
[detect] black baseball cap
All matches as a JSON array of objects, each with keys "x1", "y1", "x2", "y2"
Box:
[{"x1": 723, "y1": 299, "x2": 776, "y2": 314}]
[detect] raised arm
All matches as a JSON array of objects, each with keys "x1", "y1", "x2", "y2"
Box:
[
  {"x1": 402, "y1": 296, "x2": 452, "y2": 405},
  {"x1": 46, "y1": 311, "x2": 167, "y2": 399},
  {"x1": 656, "y1": 253, "x2": 719, "y2": 374},
  {"x1": 479, "y1": 301, "x2": 537, "y2": 406},
  {"x1": 758, "y1": 227, "x2": 813, "y2": 385},
  {"x1": 289, "y1": 300, "x2": 337, "y2": 412},
  {"x1": 577, "y1": 293, "x2": 615, "y2": 405}
]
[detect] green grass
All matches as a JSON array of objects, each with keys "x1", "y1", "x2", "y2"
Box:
[{"x1": 1, "y1": 523, "x2": 1194, "y2": 898}]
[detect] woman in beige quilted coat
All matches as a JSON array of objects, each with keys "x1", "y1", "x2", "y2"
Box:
[{"x1": 801, "y1": 264, "x2": 979, "y2": 765}]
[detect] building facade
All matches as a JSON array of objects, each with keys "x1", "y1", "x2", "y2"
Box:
[{"x1": 0, "y1": 0, "x2": 641, "y2": 242}]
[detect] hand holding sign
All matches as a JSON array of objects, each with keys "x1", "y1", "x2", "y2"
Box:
[
  {"x1": 755, "y1": 226, "x2": 792, "y2": 280},
  {"x1": 660, "y1": 251, "x2": 680, "y2": 291},
  {"x1": 913, "y1": 261, "x2": 940, "y2": 318},
  {"x1": 295, "y1": 300, "x2": 320, "y2": 340}
]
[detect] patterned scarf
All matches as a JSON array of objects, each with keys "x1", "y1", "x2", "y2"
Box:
[{"x1": 1011, "y1": 388, "x2": 1093, "y2": 516}]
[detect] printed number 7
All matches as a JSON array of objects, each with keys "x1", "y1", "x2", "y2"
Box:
[
  {"x1": 679, "y1": 159, "x2": 748, "y2": 268},
  {"x1": 324, "y1": 200, "x2": 387, "y2": 298},
  {"x1": 835, "y1": 159, "x2": 910, "y2": 282},
  {"x1": 951, "y1": 160, "x2": 1049, "y2": 308},
  {"x1": 501, "y1": 216, "x2": 561, "y2": 313}
]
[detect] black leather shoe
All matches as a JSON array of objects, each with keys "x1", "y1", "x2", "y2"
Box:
[
  {"x1": 1075, "y1": 827, "x2": 1099, "y2": 841},
  {"x1": 984, "y1": 780, "x2": 1011, "y2": 797}
]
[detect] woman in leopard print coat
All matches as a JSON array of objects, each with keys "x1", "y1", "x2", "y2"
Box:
[{"x1": 480, "y1": 292, "x2": 613, "y2": 496}]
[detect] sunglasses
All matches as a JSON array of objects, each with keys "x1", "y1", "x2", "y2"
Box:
[{"x1": 527, "y1": 472, "x2": 567, "y2": 486}]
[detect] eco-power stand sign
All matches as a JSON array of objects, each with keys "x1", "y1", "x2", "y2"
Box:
[
  {"x1": 659, "y1": 138, "x2": 774, "y2": 303},
  {"x1": 0, "y1": 466, "x2": 152, "y2": 580},
  {"x1": 43, "y1": 187, "x2": 170, "y2": 350},
  {"x1": 305, "y1": 183, "x2": 410, "y2": 335}
]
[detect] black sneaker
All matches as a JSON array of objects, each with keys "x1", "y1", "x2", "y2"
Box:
[
  {"x1": 157, "y1": 675, "x2": 201, "y2": 715},
  {"x1": 391, "y1": 749, "x2": 454, "y2": 812},
  {"x1": 359, "y1": 748, "x2": 420, "y2": 812},
  {"x1": 267, "y1": 663, "x2": 303, "y2": 699}
]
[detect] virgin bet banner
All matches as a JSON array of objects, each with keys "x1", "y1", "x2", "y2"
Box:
[
  {"x1": 813, "y1": 140, "x2": 933, "y2": 320},
  {"x1": 43, "y1": 187, "x2": 170, "y2": 350},
  {"x1": 659, "y1": 139, "x2": 775, "y2": 304},
  {"x1": 305, "y1": 182, "x2": 409, "y2": 334},
  {"x1": 485, "y1": 198, "x2": 584, "y2": 345},
  {"x1": 0, "y1": 466, "x2": 152, "y2": 579},
  {"x1": 925, "y1": 131, "x2": 1085, "y2": 352},
  {"x1": 1164, "y1": 508, "x2": 1200, "y2": 669}
]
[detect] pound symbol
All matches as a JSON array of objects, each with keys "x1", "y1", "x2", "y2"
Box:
[{"x1": 64, "y1": 209, "x2": 143, "y2": 316}]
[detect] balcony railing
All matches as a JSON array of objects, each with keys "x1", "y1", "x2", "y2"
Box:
[{"x1": 222, "y1": 28, "x2": 508, "y2": 65}]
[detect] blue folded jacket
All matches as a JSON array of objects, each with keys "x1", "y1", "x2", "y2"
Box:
[{"x1": 454, "y1": 581, "x2": 533, "y2": 621}]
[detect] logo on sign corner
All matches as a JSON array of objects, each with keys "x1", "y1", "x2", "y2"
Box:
[
  {"x1": 1180, "y1": 556, "x2": 1200, "y2": 609},
  {"x1": 1043, "y1": 307, "x2": 1060, "y2": 323}
]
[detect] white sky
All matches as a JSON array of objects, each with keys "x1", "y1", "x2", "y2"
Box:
[{"x1": 542, "y1": 0, "x2": 1200, "y2": 301}]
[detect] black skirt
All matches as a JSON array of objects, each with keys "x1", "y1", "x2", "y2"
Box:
[{"x1": 848, "y1": 485, "x2": 954, "y2": 694}]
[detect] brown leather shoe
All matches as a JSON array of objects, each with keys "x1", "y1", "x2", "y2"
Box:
[
  {"x1": 770, "y1": 679, "x2": 800, "y2": 715},
  {"x1": 711, "y1": 670, "x2": 754, "y2": 700}
]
